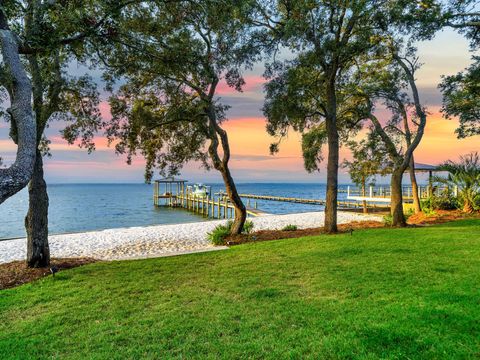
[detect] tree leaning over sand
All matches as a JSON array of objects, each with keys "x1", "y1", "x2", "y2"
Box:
[
  {"x1": 257, "y1": 0, "x2": 389, "y2": 233},
  {"x1": 1, "y1": 1, "x2": 132, "y2": 267},
  {"x1": 103, "y1": 0, "x2": 260, "y2": 234},
  {"x1": 0, "y1": 6, "x2": 36, "y2": 204}
]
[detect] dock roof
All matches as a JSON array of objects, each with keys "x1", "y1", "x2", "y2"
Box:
[{"x1": 154, "y1": 177, "x2": 188, "y2": 183}]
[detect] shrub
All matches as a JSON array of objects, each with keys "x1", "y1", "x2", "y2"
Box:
[
  {"x1": 208, "y1": 220, "x2": 254, "y2": 245},
  {"x1": 282, "y1": 224, "x2": 298, "y2": 231},
  {"x1": 207, "y1": 221, "x2": 233, "y2": 245},
  {"x1": 404, "y1": 208, "x2": 415, "y2": 220},
  {"x1": 437, "y1": 152, "x2": 480, "y2": 213},
  {"x1": 383, "y1": 214, "x2": 393, "y2": 226},
  {"x1": 243, "y1": 220, "x2": 254, "y2": 235},
  {"x1": 421, "y1": 193, "x2": 459, "y2": 212}
]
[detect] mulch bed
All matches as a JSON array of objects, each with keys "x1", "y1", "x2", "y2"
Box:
[
  {"x1": 0, "y1": 258, "x2": 97, "y2": 291},
  {"x1": 225, "y1": 220, "x2": 385, "y2": 245},
  {"x1": 407, "y1": 209, "x2": 480, "y2": 225},
  {"x1": 226, "y1": 210, "x2": 480, "y2": 245}
]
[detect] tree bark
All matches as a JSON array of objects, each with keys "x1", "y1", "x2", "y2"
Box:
[
  {"x1": 390, "y1": 169, "x2": 407, "y2": 227},
  {"x1": 408, "y1": 156, "x2": 422, "y2": 213},
  {"x1": 361, "y1": 176, "x2": 368, "y2": 214},
  {"x1": 206, "y1": 103, "x2": 246, "y2": 235},
  {"x1": 0, "y1": 16, "x2": 36, "y2": 204},
  {"x1": 325, "y1": 123, "x2": 339, "y2": 233},
  {"x1": 218, "y1": 165, "x2": 246, "y2": 234},
  {"x1": 25, "y1": 150, "x2": 50, "y2": 267},
  {"x1": 324, "y1": 78, "x2": 338, "y2": 233},
  {"x1": 399, "y1": 100, "x2": 422, "y2": 214}
]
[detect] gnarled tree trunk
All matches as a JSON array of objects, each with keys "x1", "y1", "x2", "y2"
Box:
[
  {"x1": 207, "y1": 104, "x2": 246, "y2": 235},
  {"x1": 0, "y1": 16, "x2": 36, "y2": 203},
  {"x1": 409, "y1": 156, "x2": 422, "y2": 213},
  {"x1": 219, "y1": 165, "x2": 246, "y2": 234},
  {"x1": 390, "y1": 168, "x2": 407, "y2": 227},
  {"x1": 26, "y1": 150, "x2": 50, "y2": 267}
]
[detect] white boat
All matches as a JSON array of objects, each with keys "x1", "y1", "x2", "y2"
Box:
[{"x1": 186, "y1": 183, "x2": 210, "y2": 198}]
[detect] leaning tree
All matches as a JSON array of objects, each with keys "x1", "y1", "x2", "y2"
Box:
[
  {"x1": 102, "y1": 0, "x2": 260, "y2": 234},
  {"x1": 0, "y1": 4, "x2": 36, "y2": 204},
  {"x1": 0, "y1": 0, "x2": 130, "y2": 267}
]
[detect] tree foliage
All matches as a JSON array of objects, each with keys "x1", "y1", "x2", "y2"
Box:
[
  {"x1": 259, "y1": 0, "x2": 390, "y2": 233},
  {"x1": 440, "y1": 56, "x2": 480, "y2": 138},
  {"x1": 343, "y1": 133, "x2": 391, "y2": 187},
  {"x1": 103, "y1": 0, "x2": 260, "y2": 180}
]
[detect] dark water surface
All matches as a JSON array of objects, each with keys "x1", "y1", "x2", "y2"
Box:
[{"x1": 0, "y1": 183, "x2": 350, "y2": 240}]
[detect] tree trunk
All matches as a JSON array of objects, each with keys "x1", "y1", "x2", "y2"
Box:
[
  {"x1": 25, "y1": 150, "x2": 50, "y2": 268},
  {"x1": 390, "y1": 169, "x2": 407, "y2": 227},
  {"x1": 0, "y1": 18, "x2": 36, "y2": 203},
  {"x1": 463, "y1": 201, "x2": 474, "y2": 214},
  {"x1": 219, "y1": 164, "x2": 246, "y2": 234},
  {"x1": 206, "y1": 103, "x2": 246, "y2": 235},
  {"x1": 408, "y1": 156, "x2": 421, "y2": 213},
  {"x1": 324, "y1": 77, "x2": 339, "y2": 234},
  {"x1": 324, "y1": 119, "x2": 339, "y2": 233},
  {"x1": 362, "y1": 177, "x2": 368, "y2": 214}
]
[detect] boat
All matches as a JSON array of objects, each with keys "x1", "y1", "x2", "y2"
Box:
[{"x1": 186, "y1": 183, "x2": 210, "y2": 198}]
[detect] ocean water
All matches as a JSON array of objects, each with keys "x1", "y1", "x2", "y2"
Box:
[{"x1": 0, "y1": 183, "x2": 350, "y2": 240}]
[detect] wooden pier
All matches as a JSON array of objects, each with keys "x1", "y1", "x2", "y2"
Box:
[
  {"x1": 154, "y1": 179, "x2": 442, "y2": 218},
  {"x1": 229, "y1": 192, "x2": 371, "y2": 209},
  {"x1": 153, "y1": 178, "x2": 267, "y2": 219}
]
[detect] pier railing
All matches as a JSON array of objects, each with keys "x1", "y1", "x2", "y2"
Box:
[
  {"x1": 154, "y1": 190, "x2": 266, "y2": 219},
  {"x1": 345, "y1": 185, "x2": 455, "y2": 202}
]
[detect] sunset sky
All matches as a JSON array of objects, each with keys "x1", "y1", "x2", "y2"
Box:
[{"x1": 1, "y1": 29, "x2": 478, "y2": 184}]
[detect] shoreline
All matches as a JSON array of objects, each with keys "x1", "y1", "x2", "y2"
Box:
[{"x1": 0, "y1": 211, "x2": 381, "y2": 264}]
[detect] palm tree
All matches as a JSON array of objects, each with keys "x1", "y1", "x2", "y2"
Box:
[{"x1": 437, "y1": 152, "x2": 480, "y2": 213}]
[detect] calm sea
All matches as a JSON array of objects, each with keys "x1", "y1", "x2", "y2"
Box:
[{"x1": 0, "y1": 183, "x2": 351, "y2": 240}]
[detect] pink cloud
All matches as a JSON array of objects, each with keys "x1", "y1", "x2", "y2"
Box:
[
  {"x1": 215, "y1": 75, "x2": 266, "y2": 95},
  {"x1": 99, "y1": 101, "x2": 112, "y2": 121}
]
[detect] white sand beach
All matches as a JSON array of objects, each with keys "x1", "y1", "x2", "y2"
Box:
[{"x1": 0, "y1": 211, "x2": 381, "y2": 264}]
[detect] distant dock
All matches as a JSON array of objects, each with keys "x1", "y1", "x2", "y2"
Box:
[
  {"x1": 153, "y1": 179, "x2": 404, "y2": 220},
  {"x1": 153, "y1": 178, "x2": 269, "y2": 219}
]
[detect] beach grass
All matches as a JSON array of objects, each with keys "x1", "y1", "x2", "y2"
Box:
[{"x1": 1, "y1": 220, "x2": 480, "y2": 359}]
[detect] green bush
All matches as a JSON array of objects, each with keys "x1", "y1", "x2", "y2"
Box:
[
  {"x1": 207, "y1": 221, "x2": 233, "y2": 245},
  {"x1": 208, "y1": 220, "x2": 254, "y2": 245},
  {"x1": 404, "y1": 208, "x2": 415, "y2": 221},
  {"x1": 421, "y1": 193, "x2": 459, "y2": 212},
  {"x1": 243, "y1": 220, "x2": 254, "y2": 235},
  {"x1": 383, "y1": 214, "x2": 393, "y2": 226},
  {"x1": 282, "y1": 224, "x2": 298, "y2": 231}
]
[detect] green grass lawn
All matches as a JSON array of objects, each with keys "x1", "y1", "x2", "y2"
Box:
[{"x1": 1, "y1": 220, "x2": 480, "y2": 359}]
